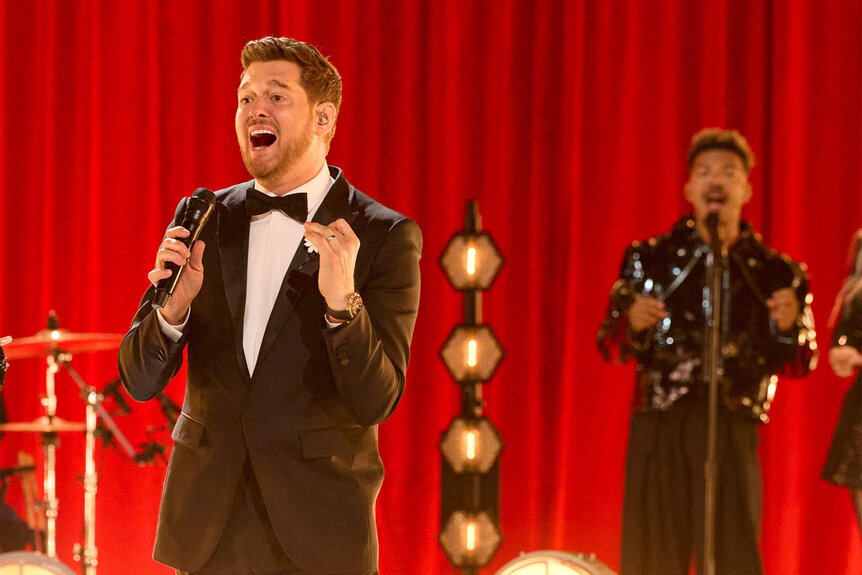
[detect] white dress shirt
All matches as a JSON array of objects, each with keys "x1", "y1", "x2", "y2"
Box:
[{"x1": 158, "y1": 163, "x2": 334, "y2": 377}]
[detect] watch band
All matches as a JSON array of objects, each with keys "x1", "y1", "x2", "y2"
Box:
[
  {"x1": 326, "y1": 305, "x2": 353, "y2": 321},
  {"x1": 327, "y1": 292, "x2": 363, "y2": 321}
]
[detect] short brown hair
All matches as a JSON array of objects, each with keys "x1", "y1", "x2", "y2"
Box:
[
  {"x1": 241, "y1": 37, "x2": 342, "y2": 140},
  {"x1": 686, "y1": 128, "x2": 755, "y2": 174}
]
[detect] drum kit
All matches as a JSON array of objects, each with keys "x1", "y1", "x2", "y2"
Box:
[
  {"x1": 494, "y1": 550, "x2": 618, "y2": 575},
  {"x1": 0, "y1": 315, "x2": 130, "y2": 575}
]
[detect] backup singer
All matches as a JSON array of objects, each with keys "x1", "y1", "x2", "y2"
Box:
[
  {"x1": 823, "y1": 230, "x2": 862, "y2": 534},
  {"x1": 597, "y1": 128, "x2": 816, "y2": 575},
  {"x1": 119, "y1": 37, "x2": 421, "y2": 575}
]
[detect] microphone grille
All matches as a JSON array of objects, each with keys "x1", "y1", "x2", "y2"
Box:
[{"x1": 192, "y1": 187, "x2": 216, "y2": 206}]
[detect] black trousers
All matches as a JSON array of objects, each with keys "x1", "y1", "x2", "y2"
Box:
[
  {"x1": 177, "y1": 457, "x2": 300, "y2": 575},
  {"x1": 176, "y1": 457, "x2": 376, "y2": 575},
  {"x1": 620, "y1": 399, "x2": 764, "y2": 575}
]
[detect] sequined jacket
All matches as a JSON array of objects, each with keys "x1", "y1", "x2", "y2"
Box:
[{"x1": 598, "y1": 215, "x2": 817, "y2": 422}]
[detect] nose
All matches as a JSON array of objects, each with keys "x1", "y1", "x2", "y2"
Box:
[
  {"x1": 246, "y1": 99, "x2": 269, "y2": 119},
  {"x1": 708, "y1": 171, "x2": 724, "y2": 185}
]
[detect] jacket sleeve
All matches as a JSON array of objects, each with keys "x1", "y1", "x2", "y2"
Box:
[
  {"x1": 597, "y1": 243, "x2": 651, "y2": 365},
  {"x1": 831, "y1": 286, "x2": 862, "y2": 351},
  {"x1": 117, "y1": 199, "x2": 189, "y2": 401},
  {"x1": 773, "y1": 259, "x2": 818, "y2": 378},
  {"x1": 321, "y1": 218, "x2": 422, "y2": 426}
]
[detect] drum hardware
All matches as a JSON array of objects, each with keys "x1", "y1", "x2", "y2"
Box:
[
  {"x1": 54, "y1": 350, "x2": 135, "y2": 575},
  {"x1": 494, "y1": 550, "x2": 618, "y2": 575},
  {"x1": 134, "y1": 435, "x2": 167, "y2": 466},
  {"x1": 4, "y1": 313, "x2": 128, "y2": 575},
  {"x1": 156, "y1": 392, "x2": 181, "y2": 427},
  {"x1": 2, "y1": 330, "x2": 123, "y2": 362},
  {"x1": 131, "y1": 392, "x2": 180, "y2": 466},
  {"x1": 0, "y1": 466, "x2": 37, "y2": 480},
  {"x1": 0, "y1": 418, "x2": 86, "y2": 433},
  {"x1": 0, "y1": 551, "x2": 75, "y2": 574}
]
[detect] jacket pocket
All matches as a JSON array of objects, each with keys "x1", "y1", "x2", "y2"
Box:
[
  {"x1": 299, "y1": 426, "x2": 374, "y2": 459},
  {"x1": 171, "y1": 411, "x2": 204, "y2": 448}
]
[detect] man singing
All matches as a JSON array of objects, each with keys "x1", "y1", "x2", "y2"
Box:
[
  {"x1": 597, "y1": 128, "x2": 816, "y2": 575},
  {"x1": 119, "y1": 37, "x2": 421, "y2": 575}
]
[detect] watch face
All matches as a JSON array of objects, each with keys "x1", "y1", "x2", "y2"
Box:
[{"x1": 348, "y1": 292, "x2": 363, "y2": 317}]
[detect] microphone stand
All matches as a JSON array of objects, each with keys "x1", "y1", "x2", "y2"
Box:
[{"x1": 703, "y1": 215, "x2": 726, "y2": 575}]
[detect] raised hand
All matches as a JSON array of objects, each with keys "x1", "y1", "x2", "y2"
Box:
[
  {"x1": 766, "y1": 287, "x2": 800, "y2": 332},
  {"x1": 147, "y1": 226, "x2": 206, "y2": 324},
  {"x1": 304, "y1": 219, "x2": 359, "y2": 312},
  {"x1": 627, "y1": 296, "x2": 667, "y2": 332},
  {"x1": 829, "y1": 345, "x2": 862, "y2": 378}
]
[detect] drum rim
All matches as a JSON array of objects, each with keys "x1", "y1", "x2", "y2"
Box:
[
  {"x1": 0, "y1": 551, "x2": 76, "y2": 574},
  {"x1": 495, "y1": 549, "x2": 616, "y2": 575}
]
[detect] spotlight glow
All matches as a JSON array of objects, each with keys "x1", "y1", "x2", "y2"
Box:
[
  {"x1": 467, "y1": 339, "x2": 478, "y2": 368},
  {"x1": 465, "y1": 430, "x2": 477, "y2": 461},
  {"x1": 466, "y1": 247, "x2": 477, "y2": 276},
  {"x1": 466, "y1": 521, "x2": 477, "y2": 552}
]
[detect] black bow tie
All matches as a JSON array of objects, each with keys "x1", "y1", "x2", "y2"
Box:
[{"x1": 245, "y1": 188, "x2": 308, "y2": 222}]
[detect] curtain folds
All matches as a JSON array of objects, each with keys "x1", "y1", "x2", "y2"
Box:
[{"x1": 0, "y1": 1, "x2": 859, "y2": 573}]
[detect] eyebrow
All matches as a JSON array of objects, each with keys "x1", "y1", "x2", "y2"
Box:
[{"x1": 238, "y1": 78, "x2": 292, "y2": 92}]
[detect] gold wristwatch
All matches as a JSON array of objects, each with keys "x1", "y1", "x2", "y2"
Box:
[{"x1": 327, "y1": 292, "x2": 363, "y2": 321}]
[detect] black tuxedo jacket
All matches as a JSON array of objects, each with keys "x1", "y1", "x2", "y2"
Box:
[{"x1": 118, "y1": 166, "x2": 421, "y2": 573}]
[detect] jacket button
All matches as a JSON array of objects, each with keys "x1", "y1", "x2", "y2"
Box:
[{"x1": 339, "y1": 357, "x2": 350, "y2": 366}]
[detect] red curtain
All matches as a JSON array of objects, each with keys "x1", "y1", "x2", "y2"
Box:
[{"x1": 1, "y1": 1, "x2": 860, "y2": 573}]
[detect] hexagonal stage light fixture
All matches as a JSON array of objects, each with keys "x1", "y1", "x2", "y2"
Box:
[
  {"x1": 440, "y1": 324, "x2": 504, "y2": 383},
  {"x1": 440, "y1": 416, "x2": 503, "y2": 473},
  {"x1": 439, "y1": 510, "x2": 503, "y2": 568},
  {"x1": 440, "y1": 232, "x2": 504, "y2": 291}
]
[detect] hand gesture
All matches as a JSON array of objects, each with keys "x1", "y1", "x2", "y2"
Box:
[
  {"x1": 829, "y1": 345, "x2": 862, "y2": 378},
  {"x1": 766, "y1": 287, "x2": 800, "y2": 332},
  {"x1": 304, "y1": 219, "x2": 359, "y2": 311},
  {"x1": 147, "y1": 226, "x2": 206, "y2": 324},
  {"x1": 627, "y1": 296, "x2": 666, "y2": 332}
]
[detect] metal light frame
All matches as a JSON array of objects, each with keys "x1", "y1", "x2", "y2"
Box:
[{"x1": 438, "y1": 201, "x2": 505, "y2": 574}]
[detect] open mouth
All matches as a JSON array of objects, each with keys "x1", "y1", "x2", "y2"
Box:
[
  {"x1": 250, "y1": 129, "x2": 277, "y2": 150},
  {"x1": 705, "y1": 191, "x2": 726, "y2": 211}
]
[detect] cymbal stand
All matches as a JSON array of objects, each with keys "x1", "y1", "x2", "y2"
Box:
[
  {"x1": 56, "y1": 352, "x2": 135, "y2": 575},
  {"x1": 40, "y1": 353, "x2": 61, "y2": 558}
]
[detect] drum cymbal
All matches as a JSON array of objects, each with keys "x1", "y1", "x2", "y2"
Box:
[
  {"x1": 0, "y1": 416, "x2": 86, "y2": 433},
  {"x1": 3, "y1": 329, "x2": 124, "y2": 360}
]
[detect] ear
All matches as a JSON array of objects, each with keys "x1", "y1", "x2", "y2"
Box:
[
  {"x1": 742, "y1": 181, "x2": 753, "y2": 205},
  {"x1": 315, "y1": 102, "x2": 337, "y2": 136},
  {"x1": 684, "y1": 179, "x2": 695, "y2": 204}
]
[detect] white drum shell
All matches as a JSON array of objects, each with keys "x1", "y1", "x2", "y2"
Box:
[
  {"x1": 495, "y1": 550, "x2": 618, "y2": 575},
  {"x1": 0, "y1": 553, "x2": 75, "y2": 575}
]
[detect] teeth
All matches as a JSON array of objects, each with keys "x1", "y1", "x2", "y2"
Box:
[{"x1": 251, "y1": 129, "x2": 275, "y2": 136}]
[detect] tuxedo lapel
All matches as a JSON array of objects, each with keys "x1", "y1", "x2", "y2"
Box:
[
  {"x1": 254, "y1": 168, "x2": 358, "y2": 371},
  {"x1": 218, "y1": 183, "x2": 253, "y2": 381}
]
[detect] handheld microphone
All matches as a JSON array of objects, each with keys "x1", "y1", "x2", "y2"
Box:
[{"x1": 152, "y1": 188, "x2": 216, "y2": 310}]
